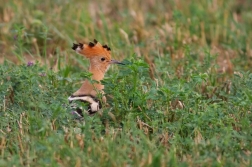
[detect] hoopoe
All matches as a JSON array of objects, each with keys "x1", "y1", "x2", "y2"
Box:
[{"x1": 68, "y1": 39, "x2": 123, "y2": 117}]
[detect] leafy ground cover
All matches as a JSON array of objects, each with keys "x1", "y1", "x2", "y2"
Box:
[{"x1": 0, "y1": 0, "x2": 252, "y2": 166}]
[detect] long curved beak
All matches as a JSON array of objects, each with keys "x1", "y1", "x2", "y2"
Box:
[{"x1": 110, "y1": 60, "x2": 125, "y2": 65}]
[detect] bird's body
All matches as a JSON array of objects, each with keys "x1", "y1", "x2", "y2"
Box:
[{"x1": 69, "y1": 39, "x2": 122, "y2": 116}]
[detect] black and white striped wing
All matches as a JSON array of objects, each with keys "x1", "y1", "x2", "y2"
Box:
[{"x1": 68, "y1": 95, "x2": 102, "y2": 117}]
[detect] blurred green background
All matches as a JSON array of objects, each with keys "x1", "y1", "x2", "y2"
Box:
[{"x1": 0, "y1": 0, "x2": 251, "y2": 71}]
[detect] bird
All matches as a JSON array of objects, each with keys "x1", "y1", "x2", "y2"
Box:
[{"x1": 68, "y1": 39, "x2": 123, "y2": 117}]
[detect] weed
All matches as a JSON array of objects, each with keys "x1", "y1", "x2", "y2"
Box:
[{"x1": 0, "y1": 0, "x2": 252, "y2": 166}]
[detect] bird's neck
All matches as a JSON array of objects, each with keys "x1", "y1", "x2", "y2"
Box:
[
  {"x1": 72, "y1": 65, "x2": 105, "y2": 97},
  {"x1": 89, "y1": 65, "x2": 105, "y2": 81}
]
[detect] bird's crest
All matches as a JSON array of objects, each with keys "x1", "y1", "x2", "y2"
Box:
[{"x1": 72, "y1": 39, "x2": 111, "y2": 60}]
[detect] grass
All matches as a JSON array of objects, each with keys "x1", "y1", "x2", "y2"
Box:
[{"x1": 0, "y1": 0, "x2": 252, "y2": 166}]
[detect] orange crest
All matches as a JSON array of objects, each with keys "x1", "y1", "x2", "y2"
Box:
[{"x1": 72, "y1": 39, "x2": 111, "y2": 60}]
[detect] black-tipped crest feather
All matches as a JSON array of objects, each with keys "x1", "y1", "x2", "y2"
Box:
[
  {"x1": 72, "y1": 43, "x2": 79, "y2": 50},
  {"x1": 89, "y1": 42, "x2": 95, "y2": 47},
  {"x1": 79, "y1": 43, "x2": 83, "y2": 49}
]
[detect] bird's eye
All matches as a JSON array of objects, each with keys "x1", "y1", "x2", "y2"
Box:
[{"x1": 101, "y1": 57, "x2": 106, "y2": 61}]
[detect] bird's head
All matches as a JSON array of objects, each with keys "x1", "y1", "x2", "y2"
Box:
[{"x1": 72, "y1": 39, "x2": 123, "y2": 74}]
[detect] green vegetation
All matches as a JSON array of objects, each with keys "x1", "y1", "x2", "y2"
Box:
[{"x1": 0, "y1": 0, "x2": 252, "y2": 166}]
